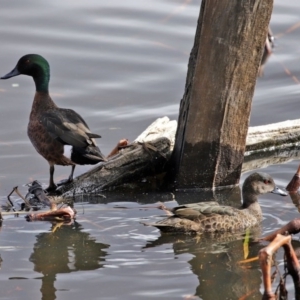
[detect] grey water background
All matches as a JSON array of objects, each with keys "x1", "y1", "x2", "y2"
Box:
[{"x1": 0, "y1": 0, "x2": 300, "y2": 299}]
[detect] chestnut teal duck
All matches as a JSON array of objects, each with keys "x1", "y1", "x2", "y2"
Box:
[
  {"x1": 1, "y1": 54, "x2": 106, "y2": 191},
  {"x1": 145, "y1": 172, "x2": 287, "y2": 234}
]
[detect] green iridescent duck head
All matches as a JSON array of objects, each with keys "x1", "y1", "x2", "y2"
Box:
[{"x1": 1, "y1": 54, "x2": 50, "y2": 92}]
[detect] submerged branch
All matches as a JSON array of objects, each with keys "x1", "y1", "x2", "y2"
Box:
[
  {"x1": 262, "y1": 219, "x2": 300, "y2": 242},
  {"x1": 260, "y1": 220, "x2": 300, "y2": 299}
]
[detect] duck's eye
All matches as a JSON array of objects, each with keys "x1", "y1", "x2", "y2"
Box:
[
  {"x1": 263, "y1": 180, "x2": 269, "y2": 184},
  {"x1": 24, "y1": 60, "x2": 30, "y2": 64}
]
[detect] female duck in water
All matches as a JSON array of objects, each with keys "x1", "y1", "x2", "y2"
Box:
[
  {"x1": 145, "y1": 172, "x2": 287, "y2": 234},
  {"x1": 1, "y1": 54, "x2": 106, "y2": 191}
]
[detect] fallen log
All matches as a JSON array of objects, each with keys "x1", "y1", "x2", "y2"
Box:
[
  {"x1": 246, "y1": 119, "x2": 300, "y2": 152},
  {"x1": 58, "y1": 128, "x2": 172, "y2": 196},
  {"x1": 56, "y1": 117, "x2": 300, "y2": 196},
  {"x1": 244, "y1": 119, "x2": 300, "y2": 174}
]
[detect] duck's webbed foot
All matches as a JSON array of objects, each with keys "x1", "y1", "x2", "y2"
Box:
[
  {"x1": 45, "y1": 183, "x2": 58, "y2": 193},
  {"x1": 57, "y1": 177, "x2": 73, "y2": 187}
]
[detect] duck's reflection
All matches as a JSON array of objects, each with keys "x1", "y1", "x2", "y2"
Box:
[
  {"x1": 29, "y1": 221, "x2": 109, "y2": 300},
  {"x1": 142, "y1": 182, "x2": 266, "y2": 298},
  {"x1": 144, "y1": 229, "x2": 264, "y2": 299}
]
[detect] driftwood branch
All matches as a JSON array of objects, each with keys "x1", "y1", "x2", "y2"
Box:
[{"x1": 26, "y1": 206, "x2": 75, "y2": 222}]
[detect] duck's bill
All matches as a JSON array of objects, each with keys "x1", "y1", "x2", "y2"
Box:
[
  {"x1": 1, "y1": 67, "x2": 20, "y2": 79},
  {"x1": 271, "y1": 186, "x2": 288, "y2": 196}
]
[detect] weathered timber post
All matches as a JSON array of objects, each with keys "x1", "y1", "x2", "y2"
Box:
[{"x1": 170, "y1": 0, "x2": 273, "y2": 189}]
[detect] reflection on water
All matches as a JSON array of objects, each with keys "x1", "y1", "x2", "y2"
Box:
[
  {"x1": 144, "y1": 230, "x2": 264, "y2": 300},
  {"x1": 29, "y1": 222, "x2": 108, "y2": 300},
  {"x1": 0, "y1": 175, "x2": 298, "y2": 299}
]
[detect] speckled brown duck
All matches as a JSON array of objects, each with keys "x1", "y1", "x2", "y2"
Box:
[
  {"x1": 1, "y1": 54, "x2": 106, "y2": 191},
  {"x1": 145, "y1": 172, "x2": 287, "y2": 234}
]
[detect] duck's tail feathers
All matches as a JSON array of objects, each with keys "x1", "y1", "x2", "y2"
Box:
[
  {"x1": 86, "y1": 132, "x2": 101, "y2": 139},
  {"x1": 71, "y1": 146, "x2": 107, "y2": 165},
  {"x1": 140, "y1": 221, "x2": 184, "y2": 233},
  {"x1": 141, "y1": 221, "x2": 155, "y2": 227}
]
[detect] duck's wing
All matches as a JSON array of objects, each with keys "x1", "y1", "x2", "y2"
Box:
[
  {"x1": 40, "y1": 109, "x2": 101, "y2": 148},
  {"x1": 172, "y1": 202, "x2": 235, "y2": 220}
]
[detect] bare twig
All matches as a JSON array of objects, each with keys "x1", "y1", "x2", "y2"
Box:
[
  {"x1": 106, "y1": 139, "x2": 129, "y2": 158},
  {"x1": 6, "y1": 186, "x2": 17, "y2": 211},
  {"x1": 13, "y1": 186, "x2": 31, "y2": 208},
  {"x1": 261, "y1": 219, "x2": 300, "y2": 242}
]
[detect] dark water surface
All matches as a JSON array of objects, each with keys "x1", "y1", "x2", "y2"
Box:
[{"x1": 0, "y1": 1, "x2": 300, "y2": 299}]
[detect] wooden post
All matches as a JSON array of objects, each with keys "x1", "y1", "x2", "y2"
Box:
[{"x1": 170, "y1": 0, "x2": 273, "y2": 189}]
